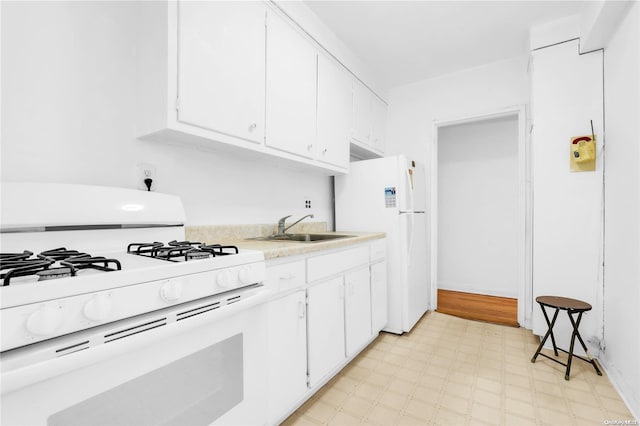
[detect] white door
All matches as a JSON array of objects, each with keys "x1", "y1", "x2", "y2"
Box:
[
  {"x1": 178, "y1": 1, "x2": 265, "y2": 143},
  {"x1": 317, "y1": 54, "x2": 351, "y2": 169},
  {"x1": 344, "y1": 267, "x2": 372, "y2": 357},
  {"x1": 370, "y1": 261, "x2": 388, "y2": 333},
  {"x1": 266, "y1": 291, "x2": 307, "y2": 424},
  {"x1": 307, "y1": 277, "x2": 345, "y2": 388},
  {"x1": 265, "y1": 11, "x2": 317, "y2": 158}
]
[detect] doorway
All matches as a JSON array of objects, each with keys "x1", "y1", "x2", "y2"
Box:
[{"x1": 430, "y1": 107, "x2": 531, "y2": 327}]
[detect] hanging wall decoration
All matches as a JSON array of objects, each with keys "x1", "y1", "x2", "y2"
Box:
[{"x1": 570, "y1": 121, "x2": 597, "y2": 172}]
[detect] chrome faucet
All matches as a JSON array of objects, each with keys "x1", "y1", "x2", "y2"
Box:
[{"x1": 276, "y1": 214, "x2": 314, "y2": 236}]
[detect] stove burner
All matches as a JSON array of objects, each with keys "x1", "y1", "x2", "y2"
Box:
[
  {"x1": 127, "y1": 241, "x2": 238, "y2": 261},
  {"x1": 37, "y1": 267, "x2": 74, "y2": 281},
  {"x1": 186, "y1": 251, "x2": 212, "y2": 261},
  {"x1": 0, "y1": 248, "x2": 121, "y2": 286}
]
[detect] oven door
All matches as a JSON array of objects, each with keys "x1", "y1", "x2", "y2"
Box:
[{"x1": 1, "y1": 292, "x2": 270, "y2": 426}]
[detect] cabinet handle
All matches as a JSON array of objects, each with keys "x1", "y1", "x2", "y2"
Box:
[
  {"x1": 280, "y1": 274, "x2": 295, "y2": 281},
  {"x1": 307, "y1": 144, "x2": 313, "y2": 151},
  {"x1": 322, "y1": 148, "x2": 328, "y2": 155},
  {"x1": 297, "y1": 301, "x2": 305, "y2": 319},
  {"x1": 248, "y1": 123, "x2": 257, "y2": 132}
]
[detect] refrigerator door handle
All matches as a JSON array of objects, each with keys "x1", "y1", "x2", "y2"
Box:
[
  {"x1": 407, "y1": 213, "x2": 415, "y2": 266},
  {"x1": 399, "y1": 210, "x2": 425, "y2": 214},
  {"x1": 405, "y1": 166, "x2": 415, "y2": 211}
]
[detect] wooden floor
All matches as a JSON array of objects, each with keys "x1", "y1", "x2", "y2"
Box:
[{"x1": 436, "y1": 289, "x2": 518, "y2": 327}]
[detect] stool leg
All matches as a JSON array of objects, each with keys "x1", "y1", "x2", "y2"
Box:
[
  {"x1": 569, "y1": 311, "x2": 603, "y2": 377},
  {"x1": 532, "y1": 306, "x2": 560, "y2": 362},
  {"x1": 546, "y1": 309, "x2": 560, "y2": 356},
  {"x1": 564, "y1": 311, "x2": 583, "y2": 380}
]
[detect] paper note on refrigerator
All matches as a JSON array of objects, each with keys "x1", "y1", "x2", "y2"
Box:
[{"x1": 384, "y1": 187, "x2": 396, "y2": 208}]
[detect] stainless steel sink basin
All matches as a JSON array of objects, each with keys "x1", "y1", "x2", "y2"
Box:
[{"x1": 247, "y1": 233, "x2": 354, "y2": 243}]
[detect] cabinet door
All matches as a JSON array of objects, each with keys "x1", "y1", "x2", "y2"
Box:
[
  {"x1": 267, "y1": 291, "x2": 307, "y2": 423},
  {"x1": 307, "y1": 277, "x2": 345, "y2": 388},
  {"x1": 266, "y1": 11, "x2": 317, "y2": 158},
  {"x1": 177, "y1": 1, "x2": 265, "y2": 143},
  {"x1": 370, "y1": 261, "x2": 388, "y2": 333},
  {"x1": 371, "y1": 96, "x2": 387, "y2": 153},
  {"x1": 317, "y1": 54, "x2": 351, "y2": 169},
  {"x1": 351, "y1": 82, "x2": 371, "y2": 145},
  {"x1": 344, "y1": 267, "x2": 372, "y2": 357}
]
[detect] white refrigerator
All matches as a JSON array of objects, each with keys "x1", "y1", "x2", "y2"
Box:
[{"x1": 335, "y1": 155, "x2": 429, "y2": 334}]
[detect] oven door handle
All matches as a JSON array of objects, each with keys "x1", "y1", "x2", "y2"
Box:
[{"x1": 1, "y1": 289, "x2": 272, "y2": 395}]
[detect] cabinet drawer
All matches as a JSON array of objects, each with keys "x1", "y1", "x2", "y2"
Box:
[
  {"x1": 266, "y1": 260, "x2": 306, "y2": 292},
  {"x1": 370, "y1": 239, "x2": 386, "y2": 262},
  {"x1": 307, "y1": 246, "x2": 369, "y2": 283}
]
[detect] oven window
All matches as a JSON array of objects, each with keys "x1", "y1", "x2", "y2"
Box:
[{"x1": 48, "y1": 333, "x2": 243, "y2": 426}]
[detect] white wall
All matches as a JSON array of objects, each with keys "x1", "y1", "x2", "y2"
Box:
[
  {"x1": 602, "y1": 1, "x2": 640, "y2": 417},
  {"x1": 386, "y1": 56, "x2": 529, "y2": 316},
  {"x1": 530, "y1": 40, "x2": 604, "y2": 354},
  {"x1": 386, "y1": 55, "x2": 528, "y2": 161},
  {"x1": 0, "y1": 1, "x2": 333, "y2": 227},
  {"x1": 438, "y1": 116, "x2": 519, "y2": 298}
]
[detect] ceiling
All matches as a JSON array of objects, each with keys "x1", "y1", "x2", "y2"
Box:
[{"x1": 304, "y1": 1, "x2": 586, "y2": 88}]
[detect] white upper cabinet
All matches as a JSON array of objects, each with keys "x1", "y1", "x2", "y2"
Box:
[
  {"x1": 265, "y1": 11, "x2": 317, "y2": 159},
  {"x1": 371, "y1": 95, "x2": 387, "y2": 153},
  {"x1": 352, "y1": 82, "x2": 371, "y2": 145},
  {"x1": 351, "y1": 81, "x2": 387, "y2": 159},
  {"x1": 177, "y1": 1, "x2": 266, "y2": 144},
  {"x1": 317, "y1": 54, "x2": 351, "y2": 170},
  {"x1": 137, "y1": 1, "x2": 378, "y2": 173}
]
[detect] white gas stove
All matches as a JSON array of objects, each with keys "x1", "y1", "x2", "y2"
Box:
[{"x1": 0, "y1": 183, "x2": 267, "y2": 353}]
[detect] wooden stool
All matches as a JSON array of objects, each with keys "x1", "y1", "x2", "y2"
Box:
[{"x1": 531, "y1": 295, "x2": 602, "y2": 380}]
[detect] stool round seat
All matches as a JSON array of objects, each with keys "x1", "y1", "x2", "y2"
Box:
[{"x1": 536, "y1": 296, "x2": 592, "y2": 312}]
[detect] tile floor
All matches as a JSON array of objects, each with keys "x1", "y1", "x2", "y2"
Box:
[{"x1": 283, "y1": 311, "x2": 635, "y2": 425}]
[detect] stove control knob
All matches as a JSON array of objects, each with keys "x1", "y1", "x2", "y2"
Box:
[
  {"x1": 217, "y1": 270, "x2": 234, "y2": 289},
  {"x1": 160, "y1": 280, "x2": 182, "y2": 302},
  {"x1": 238, "y1": 267, "x2": 254, "y2": 285},
  {"x1": 83, "y1": 293, "x2": 113, "y2": 322},
  {"x1": 26, "y1": 304, "x2": 63, "y2": 336}
]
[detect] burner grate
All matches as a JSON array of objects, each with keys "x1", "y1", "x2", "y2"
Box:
[
  {"x1": 0, "y1": 248, "x2": 122, "y2": 286},
  {"x1": 127, "y1": 241, "x2": 238, "y2": 261},
  {"x1": 1, "y1": 258, "x2": 55, "y2": 286},
  {"x1": 62, "y1": 255, "x2": 122, "y2": 273},
  {"x1": 200, "y1": 244, "x2": 239, "y2": 257},
  {"x1": 38, "y1": 248, "x2": 89, "y2": 261}
]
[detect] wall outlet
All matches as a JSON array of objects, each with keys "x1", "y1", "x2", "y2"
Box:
[
  {"x1": 304, "y1": 199, "x2": 312, "y2": 209},
  {"x1": 136, "y1": 163, "x2": 157, "y2": 191}
]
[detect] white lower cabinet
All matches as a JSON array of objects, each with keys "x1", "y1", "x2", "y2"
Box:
[
  {"x1": 307, "y1": 276, "x2": 345, "y2": 388},
  {"x1": 370, "y1": 261, "x2": 388, "y2": 333},
  {"x1": 264, "y1": 239, "x2": 387, "y2": 424},
  {"x1": 266, "y1": 290, "x2": 307, "y2": 424},
  {"x1": 344, "y1": 267, "x2": 372, "y2": 357}
]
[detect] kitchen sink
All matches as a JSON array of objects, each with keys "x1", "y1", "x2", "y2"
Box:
[{"x1": 247, "y1": 233, "x2": 354, "y2": 243}]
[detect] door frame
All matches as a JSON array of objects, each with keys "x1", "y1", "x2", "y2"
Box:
[{"x1": 429, "y1": 105, "x2": 532, "y2": 328}]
